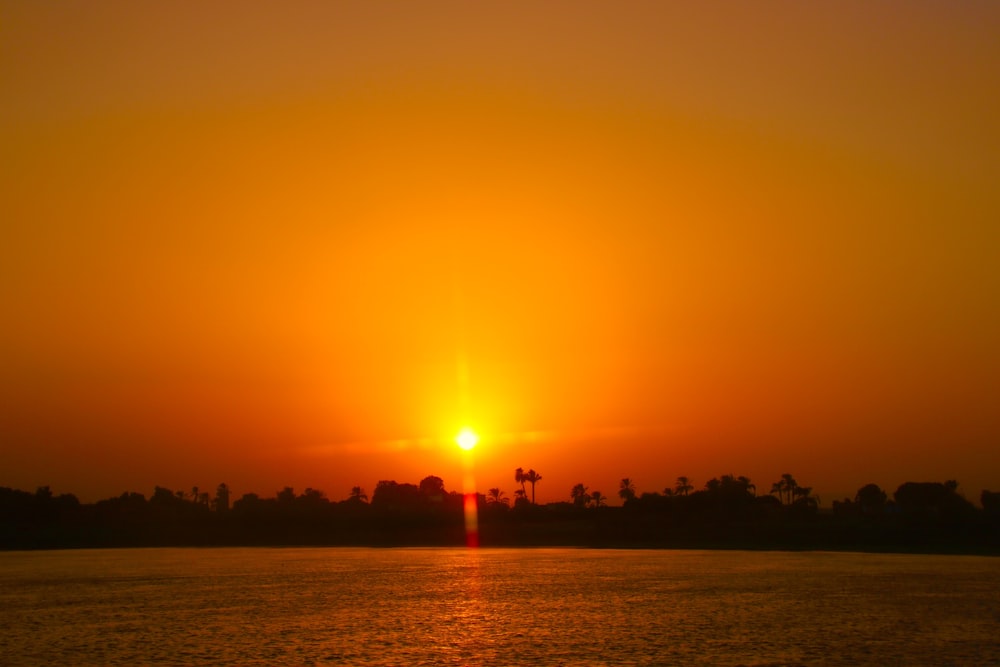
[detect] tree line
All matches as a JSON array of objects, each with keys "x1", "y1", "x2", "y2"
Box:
[{"x1": 2, "y1": 470, "x2": 998, "y2": 552}]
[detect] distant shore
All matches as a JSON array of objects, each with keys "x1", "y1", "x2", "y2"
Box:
[{"x1": 4, "y1": 482, "x2": 998, "y2": 555}]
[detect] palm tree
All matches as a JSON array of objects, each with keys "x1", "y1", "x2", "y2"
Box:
[
  {"x1": 781, "y1": 473, "x2": 798, "y2": 506},
  {"x1": 591, "y1": 490, "x2": 606, "y2": 508},
  {"x1": 524, "y1": 469, "x2": 542, "y2": 504},
  {"x1": 214, "y1": 483, "x2": 230, "y2": 512},
  {"x1": 770, "y1": 481, "x2": 783, "y2": 503},
  {"x1": 737, "y1": 476, "x2": 756, "y2": 497},
  {"x1": 792, "y1": 486, "x2": 818, "y2": 509},
  {"x1": 515, "y1": 468, "x2": 526, "y2": 500},
  {"x1": 619, "y1": 478, "x2": 636, "y2": 503},
  {"x1": 486, "y1": 487, "x2": 508, "y2": 505},
  {"x1": 675, "y1": 476, "x2": 693, "y2": 496},
  {"x1": 570, "y1": 483, "x2": 590, "y2": 508},
  {"x1": 349, "y1": 486, "x2": 368, "y2": 503}
]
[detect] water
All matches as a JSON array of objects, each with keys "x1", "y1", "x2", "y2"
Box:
[{"x1": 1, "y1": 548, "x2": 998, "y2": 666}]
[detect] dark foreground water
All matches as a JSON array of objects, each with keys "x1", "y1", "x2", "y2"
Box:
[{"x1": 1, "y1": 547, "x2": 998, "y2": 666}]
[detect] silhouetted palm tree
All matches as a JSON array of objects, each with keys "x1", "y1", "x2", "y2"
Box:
[
  {"x1": 619, "y1": 478, "x2": 636, "y2": 503},
  {"x1": 737, "y1": 476, "x2": 756, "y2": 497},
  {"x1": 792, "y1": 486, "x2": 818, "y2": 508},
  {"x1": 675, "y1": 476, "x2": 693, "y2": 496},
  {"x1": 486, "y1": 488, "x2": 508, "y2": 505},
  {"x1": 571, "y1": 483, "x2": 590, "y2": 508},
  {"x1": 781, "y1": 473, "x2": 798, "y2": 506},
  {"x1": 349, "y1": 486, "x2": 368, "y2": 503},
  {"x1": 214, "y1": 483, "x2": 230, "y2": 512},
  {"x1": 771, "y1": 473, "x2": 799, "y2": 505},
  {"x1": 591, "y1": 490, "x2": 606, "y2": 508},
  {"x1": 515, "y1": 468, "x2": 526, "y2": 500},
  {"x1": 525, "y1": 469, "x2": 542, "y2": 504},
  {"x1": 770, "y1": 481, "x2": 783, "y2": 503}
]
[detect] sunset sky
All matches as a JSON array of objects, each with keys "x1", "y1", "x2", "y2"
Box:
[{"x1": 2, "y1": 2, "x2": 998, "y2": 505}]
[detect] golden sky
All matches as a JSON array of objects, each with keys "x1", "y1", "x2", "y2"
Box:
[{"x1": 2, "y1": 2, "x2": 998, "y2": 504}]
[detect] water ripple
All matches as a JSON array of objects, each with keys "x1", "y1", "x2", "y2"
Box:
[{"x1": 1, "y1": 548, "x2": 998, "y2": 665}]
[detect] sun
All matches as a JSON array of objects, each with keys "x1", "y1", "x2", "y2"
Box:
[{"x1": 456, "y1": 428, "x2": 479, "y2": 451}]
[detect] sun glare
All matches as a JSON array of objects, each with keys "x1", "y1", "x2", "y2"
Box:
[{"x1": 456, "y1": 428, "x2": 479, "y2": 451}]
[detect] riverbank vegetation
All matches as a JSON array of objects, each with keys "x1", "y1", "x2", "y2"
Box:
[{"x1": 2, "y1": 474, "x2": 998, "y2": 553}]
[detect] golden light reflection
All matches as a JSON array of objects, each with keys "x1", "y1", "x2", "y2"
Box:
[
  {"x1": 456, "y1": 428, "x2": 480, "y2": 547},
  {"x1": 463, "y1": 492, "x2": 479, "y2": 548}
]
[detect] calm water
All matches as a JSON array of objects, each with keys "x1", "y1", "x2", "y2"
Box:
[{"x1": 1, "y1": 547, "x2": 998, "y2": 666}]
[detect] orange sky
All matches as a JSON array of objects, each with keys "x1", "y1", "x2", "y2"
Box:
[{"x1": 2, "y1": 2, "x2": 998, "y2": 505}]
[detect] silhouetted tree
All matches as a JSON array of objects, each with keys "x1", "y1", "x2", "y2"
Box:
[
  {"x1": 486, "y1": 488, "x2": 508, "y2": 506},
  {"x1": 782, "y1": 474, "x2": 798, "y2": 505},
  {"x1": 770, "y1": 481, "x2": 782, "y2": 503},
  {"x1": 524, "y1": 469, "x2": 542, "y2": 504},
  {"x1": 514, "y1": 468, "x2": 526, "y2": 500},
  {"x1": 570, "y1": 483, "x2": 590, "y2": 508},
  {"x1": 854, "y1": 483, "x2": 886, "y2": 516},
  {"x1": 619, "y1": 478, "x2": 636, "y2": 504},
  {"x1": 982, "y1": 490, "x2": 1000, "y2": 516},
  {"x1": 771, "y1": 474, "x2": 799, "y2": 505},
  {"x1": 419, "y1": 475, "x2": 446, "y2": 499},
  {"x1": 151, "y1": 486, "x2": 180, "y2": 505},
  {"x1": 591, "y1": 490, "x2": 606, "y2": 508},
  {"x1": 674, "y1": 476, "x2": 693, "y2": 496},
  {"x1": 738, "y1": 476, "x2": 756, "y2": 497},
  {"x1": 277, "y1": 487, "x2": 296, "y2": 504},
  {"x1": 792, "y1": 486, "x2": 818, "y2": 509},
  {"x1": 371, "y1": 480, "x2": 422, "y2": 512},
  {"x1": 233, "y1": 492, "x2": 260, "y2": 511},
  {"x1": 348, "y1": 486, "x2": 368, "y2": 503},
  {"x1": 214, "y1": 483, "x2": 230, "y2": 513},
  {"x1": 894, "y1": 481, "x2": 973, "y2": 522},
  {"x1": 299, "y1": 488, "x2": 327, "y2": 505}
]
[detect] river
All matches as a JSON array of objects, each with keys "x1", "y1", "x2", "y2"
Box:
[{"x1": 1, "y1": 547, "x2": 998, "y2": 665}]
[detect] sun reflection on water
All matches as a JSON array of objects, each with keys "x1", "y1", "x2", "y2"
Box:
[
  {"x1": 463, "y1": 492, "x2": 479, "y2": 548},
  {"x1": 2, "y1": 549, "x2": 999, "y2": 665}
]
